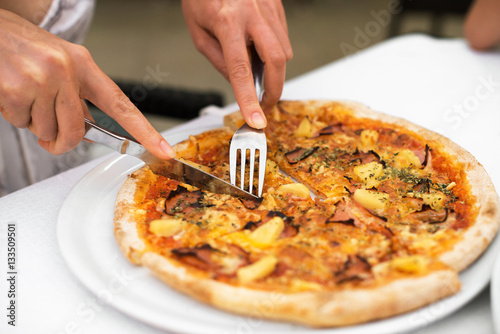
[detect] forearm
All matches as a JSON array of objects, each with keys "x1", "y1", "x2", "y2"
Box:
[{"x1": 0, "y1": 0, "x2": 53, "y2": 25}]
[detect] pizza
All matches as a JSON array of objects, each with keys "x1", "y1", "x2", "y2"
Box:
[{"x1": 113, "y1": 100, "x2": 500, "y2": 327}]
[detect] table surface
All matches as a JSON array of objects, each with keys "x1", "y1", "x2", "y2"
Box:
[{"x1": 1, "y1": 34, "x2": 499, "y2": 334}]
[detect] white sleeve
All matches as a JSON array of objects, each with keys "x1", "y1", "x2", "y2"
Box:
[{"x1": 39, "y1": 0, "x2": 95, "y2": 44}]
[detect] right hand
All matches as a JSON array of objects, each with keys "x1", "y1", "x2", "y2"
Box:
[
  {"x1": 182, "y1": 0, "x2": 293, "y2": 129},
  {"x1": 0, "y1": 9, "x2": 175, "y2": 159},
  {"x1": 464, "y1": 0, "x2": 500, "y2": 50}
]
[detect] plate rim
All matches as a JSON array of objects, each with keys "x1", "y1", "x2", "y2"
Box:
[{"x1": 491, "y1": 251, "x2": 500, "y2": 333}]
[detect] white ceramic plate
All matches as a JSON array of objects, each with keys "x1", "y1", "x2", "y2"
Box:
[
  {"x1": 492, "y1": 252, "x2": 500, "y2": 334},
  {"x1": 57, "y1": 126, "x2": 500, "y2": 334}
]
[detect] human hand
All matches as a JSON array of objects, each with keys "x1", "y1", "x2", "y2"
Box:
[
  {"x1": 182, "y1": 0, "x2": 293, "y2": 129},
  {"x1": 464, "y1": 0, "x2": 500, "y2": 50},
  {"x1": 0, "y1": 9, "x2": 174, "y2": 158}
]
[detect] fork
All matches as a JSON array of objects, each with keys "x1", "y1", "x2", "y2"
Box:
[{"x1": 229, "y1": 46, "x2": 267, "y2": 197}]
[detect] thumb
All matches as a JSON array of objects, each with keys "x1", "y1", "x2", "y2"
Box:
[{"x1": 79, "y1": 64, "x2": 175, "y2": 159}]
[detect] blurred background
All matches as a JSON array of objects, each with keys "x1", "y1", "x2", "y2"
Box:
[{"x1": 84, "y1": 0, "x2": 471, "y2": 135}]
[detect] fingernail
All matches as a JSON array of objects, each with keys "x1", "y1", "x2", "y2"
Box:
[
  {"x1": 251, "y1": 112, "x2": 267, "y2": 129},
  {"x1": 160, "y1": 139, "x2": 175, "y2": 158}
]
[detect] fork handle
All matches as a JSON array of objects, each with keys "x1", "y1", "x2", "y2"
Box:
[{"x1": 250, "y1": 45, "x2": 264, "y2": 102}]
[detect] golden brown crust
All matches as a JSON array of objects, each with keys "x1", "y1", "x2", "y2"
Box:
[
  {"x1": 113, "y1": 168, "x2": 150, "y2": 265},
  {"x1": 142, "y1": 252, "x2": 459, "y2": 327}
]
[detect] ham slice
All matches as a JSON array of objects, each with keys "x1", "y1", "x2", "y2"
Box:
[
  {"x1": 165, "y1": 186, "x2": 203, "y2": 215},
  {"x1": 284, "y1": 147, "x2": 319, "y2": 164}
]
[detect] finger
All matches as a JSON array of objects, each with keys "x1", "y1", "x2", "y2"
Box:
[
  {"x1": 0, "y1": 100, "x2": 33, "y2": 128},
  {"x1": 218, "y1": 30, "x2": 267, "y2": 129},
  {"x1": 276, "y1": 1, "x2": 289, "y2": 33},
  {"x1": 28, "y1": 93, "x2": 58, "y2": 141},
  {"x1": 81, "y1": 100, "x2": 93, "y2": 121},
  {"x1": 0, "y1": 67, "x2": 34, "y2": 129},
  {"x1": 270, "y1": 21, "x2": 293, "y2": 62},
  {"x1": 251, "y1": 27, "x2": 287, "y2": 111},
  {"x1": 187, "y1": 24, "x2": 228, "y2": 79},
  {"x1": 261, "y1": 1, "x2": 293, "y2": 60},
  {"x1": 79, "y1": 63, "x2": 175, "y2": 159},
  {"x1": 39, "y1": 86, "x2": 85, "y2": 155}
]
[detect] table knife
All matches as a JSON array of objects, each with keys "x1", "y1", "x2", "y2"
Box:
[{"x1": 83, "y1": 118, "x2": 258, "y2": 200}]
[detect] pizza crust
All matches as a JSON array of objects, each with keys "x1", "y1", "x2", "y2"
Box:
[
  {"x1": 142, "y1": 252, "x2": 460, "y2": 327},
  {"x1": 114, "y1": 169, "x2": 149, "y2": 265},
  {"x1": 440, "y1": 179, "x2": 500, "y2": 271}
]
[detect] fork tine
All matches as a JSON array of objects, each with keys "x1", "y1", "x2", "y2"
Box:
[
  {"x1": 240, "y1": 148, "x2": 246, "y2": 190},
  {"x1": 229, "y1": 146, "x2": 237, "y2": 186},
  {"x1": 258, "y1": 148, "x2": 267, "y2": 197},
  {"x1": 248, "y1": 149, "x2": 255, "y2": 195}
]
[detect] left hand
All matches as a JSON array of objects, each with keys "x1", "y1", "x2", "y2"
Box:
[{"x1": 182, "y1": 0, "x2": 293, "y2": 129}]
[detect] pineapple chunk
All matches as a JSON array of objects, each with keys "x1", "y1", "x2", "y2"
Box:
[
  {"x1": 372, "y1": 261, "x2": 390, "y2": 280},
  {"x1": 295, "y1": 117, "x2": 312, "y2": 138},
  {"x1": 261, "y1": 193, "x2": 279, "y2": 210},
  {"x1": 289, "y1": 279, "x2": 323, "y2": 291},
  {"x1": 353, "y1": 162, "x2": 384, "y2": 188},
  {"x1": 237, "y1": 255, "x2": 278, "y2": 284},
  {"x1": 353, "y1": 189, "x2": 389, "y2": 211},
  {"x1": 394, "y1": 149, "x2": 421, "y2": 168},
  {"x1": 421, "y1": 193, "x2": 445, "y2": 211},
  {"x1": 411, "y1": 237, "x2": 438, "y2": 251},
  {"x1": 219, "y1": 230, "x2": 253, "y2": 250},
  {"x1": 446, "y1": 182, "x2": 456, "y2": 191},
  {"x1": 149, "y1": 218, "x2": 186, "y2": 237},
  {"x1": 265, "y1": 159, "x2": 280, "y2": 179},
  {"x1": 249, "y1": 217, "x2": 284, "y2": 246},
  {"x1": 390, "y1": 255, "x2": 429, "y2": 274},
  {"x1": 277, "y1": 183, "x2": 311, "y2": 199},
  {"x1": 360, "y1": 129, "x2": 379, "y2": 151}
]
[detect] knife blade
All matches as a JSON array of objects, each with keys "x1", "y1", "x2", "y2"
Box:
[{"x1": 83, "y1": 118, "x2": 259, "y2": 200}]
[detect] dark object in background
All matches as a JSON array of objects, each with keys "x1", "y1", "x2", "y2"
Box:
[
  {"x1": 114, "y1": 81, "x2": 224, "y2": 120},
  {"x1": 389, "y1": 0, "x2": 473, "y2": 37}
]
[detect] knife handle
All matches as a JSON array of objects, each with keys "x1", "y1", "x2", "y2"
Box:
[{"x1": 83, "y1": 118, "x2": 146, "y2": 156}]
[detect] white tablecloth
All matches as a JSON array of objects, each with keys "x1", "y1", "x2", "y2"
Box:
[{"x1": 0, "y1": 34, "x2": 499, "y2": 334}]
